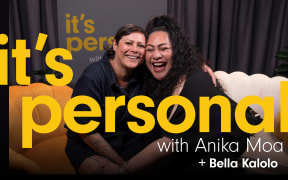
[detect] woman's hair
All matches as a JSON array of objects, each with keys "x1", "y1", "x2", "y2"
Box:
[
  {"x1": 105, "y1": 24, "x2": 146, "y2": 59},
  {"x1": 142, "y1": 15, "x2": 205, "y2": 104}
]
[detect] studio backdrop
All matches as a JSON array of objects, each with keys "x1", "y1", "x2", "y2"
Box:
[
  {"x1": 168, "y1": 0, "x2": 288, "y2": 76},
  {"x1": 9, "y1": 0, "x2": 167, "y2": 87},
  {"x1": 8, "y1": 0, "x2": 288, "y2": 86}
]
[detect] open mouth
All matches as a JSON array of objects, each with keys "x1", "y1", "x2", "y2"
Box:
[{"x1": 152, "y1": 62, "x2": 167, "y2": 72}]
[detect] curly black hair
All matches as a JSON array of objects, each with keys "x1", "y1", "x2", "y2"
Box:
[{"x1": 142, "y1": 15, "x2": 205, "y2": 105}]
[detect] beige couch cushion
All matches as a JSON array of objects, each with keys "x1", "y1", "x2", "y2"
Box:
[{"x1": 214, "y1": 71, "x2": 288, "y2": 172}]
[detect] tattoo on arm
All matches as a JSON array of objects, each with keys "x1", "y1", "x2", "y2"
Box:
[
  {"x1": 88, "y1": 134, "x2": 113, "y2": 159},
  {"x1": 88, "y1": 156, "x2": 107, "y2": 172},
  {"x1": 81, "y1": 133, "x2": 124, "y2": 166}
]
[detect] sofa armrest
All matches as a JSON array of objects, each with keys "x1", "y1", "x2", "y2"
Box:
[{"x1": 9, "y1": 148, "x2": 42, "y2": 174}]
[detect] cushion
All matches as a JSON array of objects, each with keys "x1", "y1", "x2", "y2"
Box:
[
  {"x1": 9, "y1": 148, "x2": 42, "y2": 174},
  {"x1": 9, "y1": 83, "x2": 73, "y2": 153},
  {"x1": 23, "y1": 135, "x2": 75, "y2": 174}
]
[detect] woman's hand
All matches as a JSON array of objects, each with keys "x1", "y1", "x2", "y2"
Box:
[{"x1": 202, "y1": 64, "x2": 216, "y2": 87}]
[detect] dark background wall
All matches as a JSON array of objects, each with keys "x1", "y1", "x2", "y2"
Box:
[
  {"x1": 167, "y1": 0, "x2": 288, "y2": 78},
  {"x1": 8, "y1": 0, "x2": 288, "y2": 87}
]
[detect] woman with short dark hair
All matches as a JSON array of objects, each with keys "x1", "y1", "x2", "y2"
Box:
[{"x1": 65, "y1": 24, "x2": 148, "y2": 174}]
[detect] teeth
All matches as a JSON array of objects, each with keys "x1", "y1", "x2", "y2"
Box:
[
  {"x1": 127, "y1": 56, "x2": 138, "y2": 59},
  {"x1": 153, "y1": 62, "x2": 165, "y2": 66}
]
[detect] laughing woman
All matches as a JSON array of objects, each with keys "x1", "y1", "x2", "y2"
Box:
[{"x1": 125, "y1": 15, "x2": 261, "y2": 174}]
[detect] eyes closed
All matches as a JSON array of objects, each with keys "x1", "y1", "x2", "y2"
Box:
[{"x1": 146, "y1": 44, "x2": 171, "y2": 52}]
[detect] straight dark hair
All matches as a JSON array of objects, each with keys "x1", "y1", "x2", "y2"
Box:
[{"x1": 105, "y1": 24, "x2": 146, "y2": 59}]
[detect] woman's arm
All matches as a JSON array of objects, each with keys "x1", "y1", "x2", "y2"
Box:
[
  {"x1": 125, "y1": 78, "x2": 187, "y2": 173},
  {"x1": 78, "y1": 154, "x2": 121, "y2": 174},
  {"x1": 202, "y1": 64, "x2": 216, "y2": 87},
  {"x1": 72, "y1": 75, "x2": 126, "y2": 170},
  {"x1": 126, "y1": 136, "x2": 173, "y2": 173},
  {"x1": 80, "y1": 133, "x2": 125, "y2": 167}
]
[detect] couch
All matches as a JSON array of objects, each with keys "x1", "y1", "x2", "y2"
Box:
[
  {"x1": 9, "y1": 83, "x2": 75, "y2": 174},
  {"x1": 214, "y1": 71, "x2": 288, "y2": 174}
]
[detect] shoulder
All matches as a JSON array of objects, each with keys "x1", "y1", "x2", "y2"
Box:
[
  {"x1": 181, "y1": 70, "x2": 218, "y2": 98},
  {"x1": 82, "y1": 60, "x2": 105, "y2": 77},
  {"x1": 185, "y1": 70, "x2": 214, "y2": 87},
  {"x1": 74, "y1": 57, "x2": 109, "y2": 88},
  {"x1": 80, "y1": 56, "x2": 111, "y2": 82},
  {"x1": 72, "y1": 62, "x2": 106, "y2": 98}
]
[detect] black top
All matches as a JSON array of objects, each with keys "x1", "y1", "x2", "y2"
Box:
[
  {"x1": 165, "y1": 70, "x2": 253, "y2": 149},
  {"x1": 149, "y1": 70, "x2": 262, "y2": 173},
  {"x1": 65, "y1": 54, "x2": 147, "y2": 161}
]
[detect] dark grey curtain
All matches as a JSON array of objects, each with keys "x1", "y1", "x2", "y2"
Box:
[
  {"x1": 9, "y1": 0, "x2": 59, "y2": 85},
  {"x1": 168, "y1": 0, "x2": 288, "y2": 76}
]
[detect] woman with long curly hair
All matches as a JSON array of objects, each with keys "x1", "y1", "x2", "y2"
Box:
[{"x1": 124, "y1": 15, "x2": 260, "y2": 174}]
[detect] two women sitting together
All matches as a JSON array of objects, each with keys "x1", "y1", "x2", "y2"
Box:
[{"x1": 65, "y1": 15, "x2": 260, "y2": 174}]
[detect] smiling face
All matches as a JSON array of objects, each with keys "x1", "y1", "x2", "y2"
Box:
[
  {"x1": 145, "y1": 31, "x2": 173, "y2": 80},
  {"x1": 113, "y1": 32, "x2": 146, "y2": 70}
]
